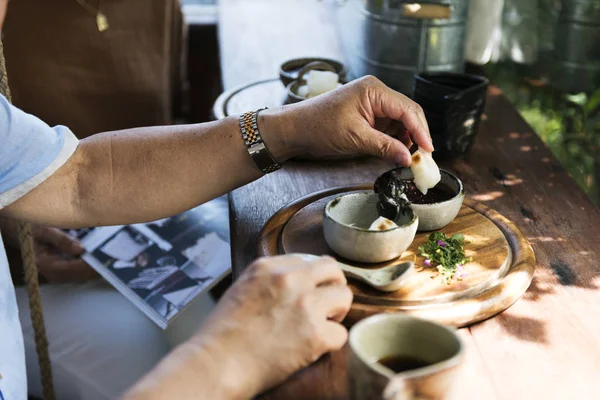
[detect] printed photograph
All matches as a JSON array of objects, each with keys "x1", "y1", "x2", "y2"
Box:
[{"x1": 68, "y1": 196, "x2": 231, "y2": 326}]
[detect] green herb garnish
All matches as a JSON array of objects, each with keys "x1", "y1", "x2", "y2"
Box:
[{"x1": 418, "y1": 232, "x2": 472, "y2": 284}]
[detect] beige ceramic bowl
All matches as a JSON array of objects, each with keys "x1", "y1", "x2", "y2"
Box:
[
  {"x1": 323, "y1": 191, "x2": 418, "y2": 263},
  {"x1": 408, "y1": 170, "x2": 465, "y2": 232}
]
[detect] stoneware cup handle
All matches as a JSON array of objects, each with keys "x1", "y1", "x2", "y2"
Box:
[{"x1": 383, "y1": 377, "x2": 413, "y2": 400}]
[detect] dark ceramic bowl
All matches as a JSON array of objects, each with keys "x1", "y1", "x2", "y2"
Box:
[
  {"x1": 391, "y1": 168, "x2": 465, "y2": 232},
  {"x1": 279, "y1": 57, "x2": 347, "y2": 87}
]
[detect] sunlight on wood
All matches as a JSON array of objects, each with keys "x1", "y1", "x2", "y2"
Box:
[
  {"x1": 471, "y1": 191, "x2": 505, "y2": 201},
  {"x1": 463, "y1": 234, "x2": 492, "y2": 245},
  {"x1": 465, "y1": 250, "x2": 476, "y2": 258},
  {"x1": 520, "y1": 145, "x2": 532, "y2": 152},
  {"x1": 504, "y1": 178, "x2": 524, "y2": 186},
  {"x1": 529, "y1": 236, "x2": 566, "y2": 243}
]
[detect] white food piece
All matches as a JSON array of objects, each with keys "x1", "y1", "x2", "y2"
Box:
[
  {"x1": 410, "y1": 147, "x2": 441, "y2": 195},
  {"x1": 369, "y1": 216, "x2": 398, "y2": 231},
  {"x1": 306, "y1": 70, "x2": 339, "y2": 97},
  {"x1": 297, "y1": 85, "x2": 309, "y2": 98}
]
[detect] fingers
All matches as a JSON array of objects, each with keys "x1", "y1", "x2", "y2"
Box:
[
  {"x1": 268, "y1": 254, "x2": 347, "y2": 287},
  {"x1": 313, "y1": 285, "x2": 352, "y2": 351},
  {"x1": 379, "y1": 87, "x2": 433, "y2": 152},
  {"x1": 396, "y1": 129, "x2": 413, "y2": 150},
  {"x1": 416, "y1": 111, "x2": 431, "y2": 144},
  {"x1": 365, "y1": 78, "x2": 433, "y2": 153},
  {"x1": 311, "y1": 285, "x2": 353, "y2": 322},
  {"x1": 36, "y1": 255, "x2": 97, "y2": 283},
  {"x1": 36, "y1": 226, "x2": 85, "y2": 255},
  {"x1": 319, "y1": 320, "x2": 349, "y2": 351},
  {"x1": 374, "y1": 119, "x2": 414, "y2": 150},
  {"x1": 307, "y1": 256, "x2": 346, "y2": 287},
  {"x1": 364, "y1": 127, "x2": 412, "y2": 166}
]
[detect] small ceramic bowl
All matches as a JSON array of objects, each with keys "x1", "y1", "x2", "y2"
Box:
[
  {"x1": 323, "y1": 191, "x2": 419, "y2": 263},
  {"x1": 401, "y1": 169, "x2": 465, "y2": 232},
  {"x1": 279, "y1": 57, "x2": 347, "y2": 87}
]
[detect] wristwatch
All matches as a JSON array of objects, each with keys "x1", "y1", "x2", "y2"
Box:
[{"x1": 239, "y1": 108, "x2": 282, "y2": 174}]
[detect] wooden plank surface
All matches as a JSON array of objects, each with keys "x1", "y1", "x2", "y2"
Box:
[{"x1": 219, "y1": 1, "x2": 600, "y2": 398}]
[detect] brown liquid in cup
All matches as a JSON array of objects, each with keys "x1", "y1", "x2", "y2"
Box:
[{"x1": 376, "y1": 355, "x2": 430, "y2": 373}]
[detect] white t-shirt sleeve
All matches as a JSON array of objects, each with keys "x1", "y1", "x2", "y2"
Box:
[{"x1": 0, "y1": 94, "x2": 79, "y2": 209}]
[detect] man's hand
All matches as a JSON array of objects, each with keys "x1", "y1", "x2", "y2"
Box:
[
  {"x1": 124, "y1": 254, "x2": 353, "y2": 400},
  {"x1": 31, "y1": 225, "x2": 97, "y2": 282},
  {"x1": 0, "y1": 217, "x2": 96, "y2": 282},
  {"x1": 262, "y1": 75, "x2": 434, "y2": 166},
  {"x1": 195, "y1": 254, "x2": 352, "y2": 396}
]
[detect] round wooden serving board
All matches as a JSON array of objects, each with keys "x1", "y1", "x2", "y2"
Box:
[{"x1": 258, "y1": 185, "x2": 536, "y2": 328}]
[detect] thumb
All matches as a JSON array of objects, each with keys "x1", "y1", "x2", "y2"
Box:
[
  {"x1": 39, "y1": 227, "x2": 85, "y2": 255},
  {"x1": 363, "y1": 127, "x2": 412, "y2": 166}
]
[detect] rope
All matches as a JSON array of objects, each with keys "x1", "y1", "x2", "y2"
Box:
[{"x1": 0, "y1": 41, "x2": 56, "y2": 400}]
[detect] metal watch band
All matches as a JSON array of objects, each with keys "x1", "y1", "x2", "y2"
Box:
[{"x1": 239, "y1": 108, "x2": 282, "y2": 174}]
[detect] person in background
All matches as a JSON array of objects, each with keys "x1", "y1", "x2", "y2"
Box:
[
  {"x1": 0, "y1": 1, "x2": 210, "y2": 398},
  {"x1": 3, "y1": 0, "x2": 185, "y2": 136}
]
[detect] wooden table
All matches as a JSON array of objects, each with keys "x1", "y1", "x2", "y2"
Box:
[{"x1": 219, "y1": 1, "x2": 600, "y2": 398}]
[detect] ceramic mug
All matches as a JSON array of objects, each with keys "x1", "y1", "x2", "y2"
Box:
[
  {"x1": 413, "y1": 72, "x2": 489, "y2": 159},
  {"x1": 349, "y1": 314, "x2": 464, "y2": 400}
]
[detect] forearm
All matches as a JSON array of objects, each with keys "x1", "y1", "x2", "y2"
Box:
[
  {"x1": 3, "y1": 110, "x2": 295, "y2": 228},
  {"x1": 122, "y1": 339, "x2": 250, "y2": 400}
]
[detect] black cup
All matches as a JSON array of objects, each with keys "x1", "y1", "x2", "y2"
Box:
[{"x1": 413, "y1": 72, "x2": 489, "y2": 159}]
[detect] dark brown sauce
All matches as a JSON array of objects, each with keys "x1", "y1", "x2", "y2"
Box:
[
  {"x1": 376, "y1": 355, "x2": 430, "y2": 373},
  {"x1": 405, "y1": 181, "x2": 456, "y2": 204}
]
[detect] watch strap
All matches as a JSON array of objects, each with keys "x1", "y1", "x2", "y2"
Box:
[{"x1": 239, "y1": 108, "x2": 282, "y2": 174}]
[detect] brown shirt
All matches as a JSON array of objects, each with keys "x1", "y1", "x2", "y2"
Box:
[{"x1": 2, "y1": 0, "x2": 184, "y2": 138}]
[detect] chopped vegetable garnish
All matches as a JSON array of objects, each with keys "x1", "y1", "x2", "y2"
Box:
[{"x1": 418, "y1": 232, "x2": 472, "y2": 284}]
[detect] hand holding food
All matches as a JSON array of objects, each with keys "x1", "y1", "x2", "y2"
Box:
[{"x1": 274, "y1": 75, "x2": 433, "y2": 166}]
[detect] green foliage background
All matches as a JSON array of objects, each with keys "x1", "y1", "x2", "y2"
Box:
[{"x1": 484, "y1": 62, "x2": 600, "y2": 206}]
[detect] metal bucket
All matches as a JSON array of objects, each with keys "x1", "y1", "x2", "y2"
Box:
[
  {"x1": 334, "y1": 0, "x2": 470, "y2": 95},
  {"x1": 553, "y1": 0, "x2": 600, "y2": 93}
]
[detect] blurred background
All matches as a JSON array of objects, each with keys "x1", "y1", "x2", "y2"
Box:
[{"x1": 474, "y1": 0, "x2": 600, "y2": 207}]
